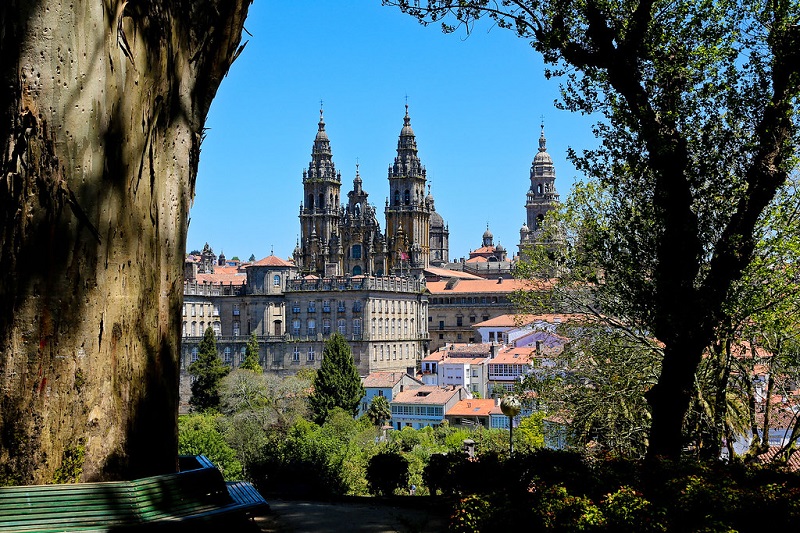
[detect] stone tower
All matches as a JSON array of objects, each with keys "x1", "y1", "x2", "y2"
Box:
[
  {"x1": 342, "y1": 164, "x2": 387, "y2": 276},
  {"x1": 519, "y1": 124, "x2": 559, "y2": 255},
  {"x1": 427, "y1": 186, "x2": 449, "y2": 266},
  {"x1": 385, "y1": 105, "x2": 431, "y2": 274},
  {"x1": 298, "y1": 108, "x2": 343, "y2": 275}
]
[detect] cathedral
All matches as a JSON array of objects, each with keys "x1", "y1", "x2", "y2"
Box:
[
  {"x1": 293, "y1": 105, "x2": 449, "y2": 278},
  {"x1": 518, "y1": 124, "x2": 560, "y2": 256}
]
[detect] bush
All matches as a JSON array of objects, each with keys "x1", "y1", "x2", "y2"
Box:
[{"x1": 366, "y1": 451, "x2": 409, "y2": 496}]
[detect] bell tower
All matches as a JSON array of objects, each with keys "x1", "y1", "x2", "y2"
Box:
[
  {"x1": 384, "y1": 105, "x2": 431, "y2": 274},
  {"x1": 298, "y1": 106, "x2": 343, "y2": 274}
]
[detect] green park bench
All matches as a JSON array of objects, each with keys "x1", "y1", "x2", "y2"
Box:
[{"x1": 0, "y1": 456, "x2": 268, "y2": 532}]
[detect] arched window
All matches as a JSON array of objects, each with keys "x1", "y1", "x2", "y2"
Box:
[
  {"x1": 318, "y1": 193, "x2": 324, "y2": 208},
  {"x1": 338, "y1": 319, "x2": 347, "y2": 335},
  {"x1": 393, "y1": 190, "x2": 400, "y2": 206},
  {"x1": 223, "y1": 347, "x2": 232, "y2": 364},
  {"x1": 537, "y1": 183, "x2": 543, "y2": 194},
  {"x1": 404, "y1": 189, "x2": 410, "y2": 205},
  {"x1": 308, "y1": 194, "x2": 314, "y2": 208},
  {"x1": 352, "y1": 244, "x2": 362, "y2": 259},
  {"x1": 352, "y1": 265, "x2": 362, "y2": 276},
  {"x1": 273, "y1": 320, "x2": 282, "y2": 336},
  {"x1": 354, "y1": 203, "x2": 361, "y2": 216},
  {"x1": 273, "y1": 274, "x2": 281, "y2": 287},
  {"x1": 307, "y1": 318, "x2": 316, "y2": 336},
  {"x1": 537, "y1": 213, "x2": 545, "y2": 228}
]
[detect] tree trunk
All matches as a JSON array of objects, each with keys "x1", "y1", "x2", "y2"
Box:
[{"x1": 0, "y1": 0, "x2": 250, "y2": 484}]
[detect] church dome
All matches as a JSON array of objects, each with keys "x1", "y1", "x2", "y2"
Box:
[
  {"x1": 520, "y1": 222, "x2": 530, "y2": 234},
  {"x1": 496, "y1": 243, "x2": 506, "y2": 252},
  {"x1": 430, "y1": 210, "x2": 444, "y2": 229},
  {"x1": 483, "y1": 227, "x2": 493, "y2": 240}
]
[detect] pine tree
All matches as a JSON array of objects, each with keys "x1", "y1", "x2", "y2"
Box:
[
  {"x1": 189, "y1": 327, "x2": 230, "y2": 412},
  {"x1": 309, "y1": 333, "x2": 365, "y2": 425},
  {"x1": 240, "y1": 332, "x2": 263, "y2": 373}
]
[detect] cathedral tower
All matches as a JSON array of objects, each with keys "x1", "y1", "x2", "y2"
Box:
[
  {"x1": 341, "y1": 164, "x2": 386, "y2": 276},
  {"x1": 519, "y1": 124, "x2": 559, "y2": 256},
  {"x1": 385, "y1": 105, "x2": 431, "y2": 274},
  {"x1": 298, "y1": 107, "x2": 343, "y2": 275}
]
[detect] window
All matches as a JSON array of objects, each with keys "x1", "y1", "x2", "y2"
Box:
[
  {"x1": 373, "y1": 346, "x2": 378, "y2": 362},
  {"x1": 457, "y1": 334, "x2": 463, "y2": 340},
  {"x1": 199, "y1": 305, "x2": 204, "y2": 317},
  {"x1": 380, "y1": 346, "x2": 384, "y2": 361},
  {"x1": 232, "y1": 322, "x2": 240, "y2": 337},
  {"x1": 182, "y1": 322, "x2": 187, "y2": 336},
  {"x1": 338, "y1": 301, "x2": 346, "y2": 312},
  {"x1": 307, "y1": 346, "x2": 315, "y2": 361},
  {"x1": 191, "y1": 322, "x2": 197, "y2": 336},
  {"x1": 338, "y1": 319, "x2": 347, "y2": 335},
  {"x1": 213, "y1": 322, "x2": 221, "y2": 336},
  {"x1": 273, "y1": 274, "x2": 281, "y2": 287},
  {"x1": 404, "y1": 319, "x2": 408, "y2": 337},
  {"x1": 191, "y1": 304, "x2": 196, "y2": 317},
  {"x1": 308, "y1": 301, "x2": 316, "y2": 313},
  {"x1": 293, "y1": 346, "x2": 300, "y2": 362},
  {"x1": 391, "y1": 319, "x2": 396, "y2": 336},
  {"x1": 307, "y1": 319, "x2": 316, "y2": 336},
  {"x1": 352, "y1": 244, "x2": 362, "y2": 259},
  {"x1": 394, "y1": 190, "x2": 400, "y2": 206},
  {"x1": 428, "y1": 316, "x2": 432, "y2": 322},
  {"x1": 353, "y1": 318, "x2": 362, "y2": 336},
  {"x1": 240, "y1": 346, "x2": 247, "y2": 364},
  {"x1": 470, "y1": 316, "x2": 476, "y2": 323},
  {"x1": 292, "y1": 302, "x2": 301, "y2": 313},
  {"x1": 322, "y1": 300, "x2": 331, "y2": 313},
  {"x1": 233, "y1": 304, "x2": 240, "y2": 316},
  {"x1": 404, "y1": 189, "x2": 410, "y2": 205},
  {"x1": 213, "y1": 304, "x2": 220, "y2": 316},
  {"x1": 392, "y1": 347, "x2": 397, "y2": 360},
  {"x1": 439, "y1": 333, "x2": 444, "y2": 340},
  {"x1": 191, "y1": 347, "x2": 198, "y2": 362},
  {"x1": 457, "y1": 316, "x2": 463, "y2": 327},
  {"x1": 439, "y1": 320, "x2": 444, "y2": 331},
  {"x1": 322, "y1": 318, "x2": 331, "y2": 335},
  {"x1": 292, "y1": 319, "x2": 301, "y2": 335},
  {"x1": 378, "y1": 320, "x2": 383, "y2": 338},
  {"x1": 352, "y1": 265, "x2": 362, "y2": 276},
  {"x1": 223, "y1": 347, "x2": 232, "y2": 364}
]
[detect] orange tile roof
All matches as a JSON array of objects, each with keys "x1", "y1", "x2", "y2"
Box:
[
  {"x1": 753, "y1": 446, "x2": 800, "y2": 472},
  {"x1": 489, "y1": 346, "x2": 537, "y2": 364},
  {"x1": 471, "y1": 246, "x2": 496, "y2": 254},
  {"x1": 362, "y1": 372, "x2": 421, "y2": 389},
  {"x1": 195, "y1": 271, "x2": 246, "y2": 285},
  {"x1": 441, "y1": 356, "x2": 490, "y2": 365},
  {"x1": 433, "y1": 344, "x2": 494, "y2": 355},
  {"x1": 427, "y1": 278, "x2": 552, "y2": 294},
  {"x1": 466, "y1": 256, "x2": 489, "y2": 263},
  {"x1": 392, "y1": 385, "x2": 466, "y2": 405},
  {"x1": 447, "y1": 399, "x2": 499, "y2": 417},
  {"x1": 474, "y1": 313, "x2": 581, "y2": 328},
  {"x1": 248, "y1": 254, "x2": 294, "y2": 267},
  {"x1": 424, "y1": 267, "x2": 483, "y2": 280}
]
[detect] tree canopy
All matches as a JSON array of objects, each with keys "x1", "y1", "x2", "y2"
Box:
[
  {"x1": 388, "y1": 0, "x2": 800, "y2": 458},
  {"x1": 309, "y1": 334, "x2": 365, "y2": 425}
]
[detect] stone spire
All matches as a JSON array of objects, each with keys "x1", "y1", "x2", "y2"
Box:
[{"x1": 390, "y1": 104, "x2": 425, "y2": 179}]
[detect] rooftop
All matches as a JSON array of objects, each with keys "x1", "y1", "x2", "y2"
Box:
[{"x1": 392, "y1": 385, "x2": 467, "y2": 405}]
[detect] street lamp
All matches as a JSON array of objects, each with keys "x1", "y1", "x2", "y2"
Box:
[{"x1": 500, "y1": 395, "x2": 521, "y2": 455}]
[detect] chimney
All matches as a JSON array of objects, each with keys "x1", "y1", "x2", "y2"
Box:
[
  {"x1": 497, "y1": 277, "x2": 503, "y2": 283},
  {"x1": 536, "y1": 340, "x2": 542, "y2": 355}
]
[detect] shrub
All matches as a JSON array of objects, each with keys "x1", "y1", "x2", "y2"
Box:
[{"x1": 366, "y1": 451, "x2": 409, "y2": 496}]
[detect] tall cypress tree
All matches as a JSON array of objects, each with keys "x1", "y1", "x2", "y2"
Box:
[
  {"x1": 240, "y1": 332, "x2": 263, "y2": 373},
  {"x1": 309, "y1": 333, "x2": 365, "y2": 425},
  {"x1": 188, "y1": 326, "x2": 230, "y2": 412}
]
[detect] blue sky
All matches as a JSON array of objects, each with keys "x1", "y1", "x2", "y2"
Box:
[{"x1": 187, "y1": 1, "x2": 597, "y2": 261}]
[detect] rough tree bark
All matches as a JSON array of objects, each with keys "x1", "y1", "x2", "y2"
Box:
[{"x1": 0, "y1": 0, "x2": 251, "y2": 484}]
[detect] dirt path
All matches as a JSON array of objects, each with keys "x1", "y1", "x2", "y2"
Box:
[{"x1": 252, "y1": 498, "x2": 449, "y2": 533}]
